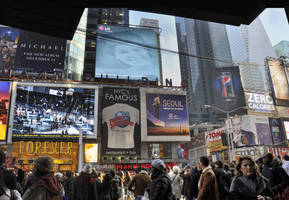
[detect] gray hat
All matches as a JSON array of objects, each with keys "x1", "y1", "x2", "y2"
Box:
[
  {"x1": 151, "y1": 159, "x2": 166, "y2": 170},
  {"x1": 82, "y1": 164, "x2": 92, "y2": 174},
  {"x1": 34, "y1": 156, "x2": 54, "y2": 173}
]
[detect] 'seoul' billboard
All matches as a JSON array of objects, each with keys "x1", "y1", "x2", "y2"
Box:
[
  {"x1": 140, "y1": 88, "x2": 190, "y2": 142},
  {"x1": 0, "y1": 26, "x2": 66, "y2": 72},
  {"x1": 101, "y1": 87, "x2": 141, "y2": 157},
  {"x1": 0, "y1": 81, "x2": 11, "y2": 141},
  {"x1": 211, "y1": 66, "x2": 245, "y2": 113},
  {"x1": 95, "y1": 25, "x2": 160, "y2": 81}
]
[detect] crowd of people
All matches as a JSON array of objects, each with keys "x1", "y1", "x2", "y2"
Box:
[{"x1": 0, "y1": 147, "x2": 289, "y2": 200}]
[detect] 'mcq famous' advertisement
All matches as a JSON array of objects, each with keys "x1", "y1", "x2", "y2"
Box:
[
  {"x1": 0, "y1": 81, "x2": 11, "y2": 141},
  {"x1": 140, "y1": 88, "x2": 190, "y2": 142},
  {"x1": 95, "y1": 25, "x2": 160, "y2": 81},
  {"x1": 267, "y1": 59, "x2": 289, "y2": 106},
  {"x1": 101, "y1": 87, "x2": 141, "y2": 158},
  {"x1": 9, "y1": 82, "x2": 98, "y2": 140}
]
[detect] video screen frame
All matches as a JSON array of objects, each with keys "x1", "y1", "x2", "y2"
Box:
[{"x1": 8, "y1": 82, "x2": 98, "y2": 140}]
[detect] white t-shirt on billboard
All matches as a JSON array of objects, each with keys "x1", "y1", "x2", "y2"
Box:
[{"x1": 102, "y1": 103, "x2": 139, "y2": 149}]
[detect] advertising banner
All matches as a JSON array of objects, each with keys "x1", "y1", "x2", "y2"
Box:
[
  {"x1": 0, "y1": 26, "x2": 66, "y2": 72},
  {"x1": 140, "y1": 88, "x2": 190, "y2": 142},
  {"x1": 234, "y1": 146, "x2": 268, "y2": 161},
  {"x1": 211, "y1": 66, "x2": 246, "y2": 113},
  {"x1": 267, "y1": 59, "x2": 289, "y2": 106},
  {"x1": 101, "y1": 87, "x2": 141, "y2": 157},
  {"x1": 0, "y1": 81, "x2": 11, "y2": 141},
  {"x1": 283, "y1": 120, "x2": 289, "y2": 140},
  {"x1": 245, "y1": 92, "x2": 275, "y2": 113},
  {"x1": 269, "y1": 118, "x2": 284, "y2": 144},
  {"x1": 95, "y1": 25, "x2": 160, "y2": 81},
  {"x1": 268, "y1": 147, "x2": 289, "y2": 157},
  {"x1": 206, "y1": 128, "x2": 227, "y2": 153},
  {"x1": 11, "y1": 82, "x2": 97, "y2": 139},
  {"x1": 255, "y1": 116, "x2": 273, "y2": 145},
  {"x1": 84, "y1": 144, "x2": 98, "y2": 163}
]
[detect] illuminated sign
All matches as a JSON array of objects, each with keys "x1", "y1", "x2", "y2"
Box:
[
  {"x1": 84, "y1": 144, "x2": 98, "y2": 163},
  {"x1": 245, "y1": 92, "x2": 275, "y2": 113}
]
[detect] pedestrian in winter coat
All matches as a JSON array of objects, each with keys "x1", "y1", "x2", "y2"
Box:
[
  {"x1": 213, "y1": 160, "x2": 231, "y2": 200},
  {"x1": 149, "y1": 159, "x2": 173, "y2": 200},
  {"x1": 64, "y1": 171, "x2": 74, "y2": 200},
  {"x1": 109, "y1": 170, "x2": 121, "y2": 200},
  {"x1": 282, "y1": 155, "x2": 289, "y2": 176},
  {"x1": 230, "y1": 156, "x2": 273, "y2": 200},
  {"x1": 99, "y1": 173, "x2": 112, "y2": 200},
  {"x1": 189, "y1": 166, "x2": 202, "y2": 200},
  {"x1": 22, "y1": 156, "x2": 63, "y2": 200},
  {"x1": 73, "y1": 164, "x2": 99, "y2": 200},
  {"x1": 171, "y1": 165, "x2": 183, "y2": 200},
  {"x1": 127, "y1": 169, "x2": 151, "y2": 200},
  {"x1": 180, "y1": 166, "x2": 193, "y2": 200},
  {"x1": 262, "y1": 153, "x2": 289, "y2": 197},
  {"x1": 197, "y1": 156, "x2": 219, "y2": 200}
]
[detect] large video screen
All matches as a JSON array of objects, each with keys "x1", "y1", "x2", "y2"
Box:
[
  {"x1": 0, "y1": 81, "x2": 11, "y2": 141},
  {"x1": 12, "y1": 83, "x2": 97, "y2": 139},
  {"x1": 0, "y1": 26, "x2": 66, "y2": 72},
  {"x1": 95, "y1": 25, "x2": 160, "y2": 81}
]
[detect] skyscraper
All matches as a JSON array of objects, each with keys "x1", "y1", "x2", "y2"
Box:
[{"x1": 274, "y1": 40, "x2": 289, "y2": 62}]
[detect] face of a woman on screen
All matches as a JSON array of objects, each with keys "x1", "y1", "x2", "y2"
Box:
[{"x1": 114, "y1": 43, "x2": 151, "y2": 68}]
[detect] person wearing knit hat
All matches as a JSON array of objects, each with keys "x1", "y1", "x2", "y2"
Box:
[
  {"x1": 149, "y1": 159, "x2": 173, "y2": 200},
  {"x1": 22, "y1": 156, "x2": 63, "y2": 200},
  {"x1": 34, "y1": 156, "x2": 54, "y2": 174}
]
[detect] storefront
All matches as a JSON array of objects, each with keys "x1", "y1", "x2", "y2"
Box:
[{"x1": 12, "y1": 141, "x2": 79, "y2": 172}]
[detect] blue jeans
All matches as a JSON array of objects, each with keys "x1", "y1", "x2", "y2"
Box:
[{"x1": 135, "y1": 196, "x2": 143, "y2": 200}]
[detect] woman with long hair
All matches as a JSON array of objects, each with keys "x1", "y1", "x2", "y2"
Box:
[{"x1": 230, "y1": 156, "x2": 273, "y2": 200}]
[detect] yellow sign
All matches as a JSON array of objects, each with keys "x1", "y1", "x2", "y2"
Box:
[
  {"x1": 18, "y1": 141, "x2": 73, "y2": 155},
  {"x1": 0, "y1": 125, "x2": 6, "y2": 140}
]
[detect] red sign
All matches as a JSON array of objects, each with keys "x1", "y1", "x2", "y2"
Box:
[
  {"x1": 268, "y1": 147, "x2": 289, "y2": 157},
  {"x1": 115, "y1": 162, "x2": 178, "y2": 171}
]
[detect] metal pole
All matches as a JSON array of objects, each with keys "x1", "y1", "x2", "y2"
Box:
[{"x1": 226, "y1": 112, "x2": 232, "y2": 162}]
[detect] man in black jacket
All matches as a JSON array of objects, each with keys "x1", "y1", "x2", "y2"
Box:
[
  {"x1": 189, "y1": 166, "x2": 202, "y2": 200},
  {"x1": 149, "y1": 159, "x2": 173, "y2": 200},
  {"x1": 64, "y1": 170, "x2": 74, "y2": 200}
]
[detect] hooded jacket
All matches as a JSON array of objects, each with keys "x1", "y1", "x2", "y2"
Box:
[{"x1": 22, "y1": 173, "x2": 62, "y2": 200}]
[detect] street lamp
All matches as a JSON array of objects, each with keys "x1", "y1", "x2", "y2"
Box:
[{"x1": 203, "y1": 104, "x2": 248, "y2": 162}]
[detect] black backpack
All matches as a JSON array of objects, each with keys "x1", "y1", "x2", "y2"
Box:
[{"x1": 215, "y1": 169, "x2": 231, "y2": 195}]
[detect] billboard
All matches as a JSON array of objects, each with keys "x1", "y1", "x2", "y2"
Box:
[
  {"x1": 101, "y1": 87, "x2": 141, "y2": 157},
  {"x1": 206, "y1": 128, "x2": 228, "y2": 153},
  {"x1": 229, "y1": 115, "x2": 272, "y2": 147},
  {"x1": 0, "y1": 81, "x2": 11, "y2": 141},
  {"x1": 245, "y1": 92, "x2": 275, "y2": 113},
  {"x1": 0, "y1": 26, "x2": 66, "y2": 72},
  {"x1": 10, "y1": 82, "x2": 98, "y2": 139},
  {"x1": 95, "y1": 25, "x2": 160, "y2": 81},
  {"x1": 140, "y1": 88, "x2": 190, "y2": 142},
  {"x1": 267, "y1": 59, "x2": 289, "y2": 106},
  {"x1": 269, "y1": 118, "x2": 284, "y2": 144},
  {"x1": 84, "y1": 143, "x2": 98, "y2": 163},
  {"x1": 284, "y1": 120, "x2": 289, "y2": 140},
  {"x1": 211, "y1": 66, "x2": 246, "y2": 113}
]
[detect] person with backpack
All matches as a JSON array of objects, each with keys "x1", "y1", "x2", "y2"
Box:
[
  {"x1": 63, "y1": 171, "x2": 74, "y2": 200},
  {"x1": 188, "y1": 166, "x2": 202, "y2": 200},
  {"x1": 149, "y1": 159, "x2": 174, "y2": 200},
  {"x1": 213, "y1": 161, "x2": 232, "y2": 200}
]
